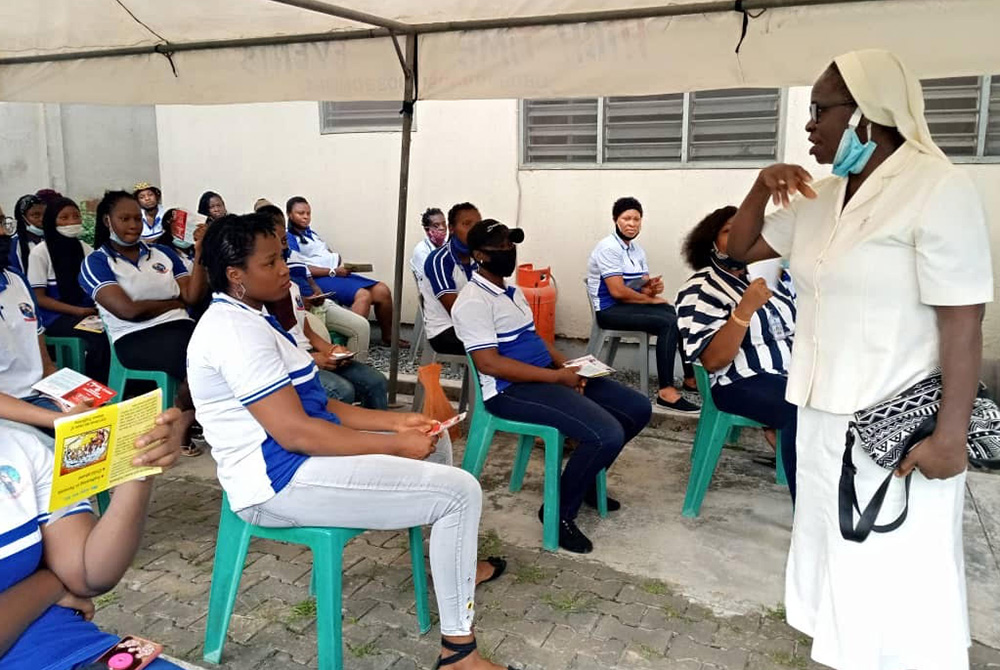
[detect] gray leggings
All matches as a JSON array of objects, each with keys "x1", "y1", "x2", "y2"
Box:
[{"x1": 236, "y1": 449, "x2": 480, "y2": 635}]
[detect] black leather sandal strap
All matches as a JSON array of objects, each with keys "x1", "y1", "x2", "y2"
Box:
[{"x1": 436, "y1": 637, "x2": 478, "y2": 667}]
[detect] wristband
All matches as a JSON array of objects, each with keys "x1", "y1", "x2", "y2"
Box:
[{"x1": 731, "y1": 312, "x2": 751, "y2": 328}]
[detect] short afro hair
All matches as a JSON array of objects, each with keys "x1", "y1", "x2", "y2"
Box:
[
  {"x1": 681, "y1": 206, "x2": 738, "y2": 270},
  {"x1": 612, "y1": 197, "x2": 643, "y2": 222}
]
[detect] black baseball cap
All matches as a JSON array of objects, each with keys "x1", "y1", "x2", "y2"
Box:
[{"x1": 466, "y1": 219, "x2": 525, "y2": 251}]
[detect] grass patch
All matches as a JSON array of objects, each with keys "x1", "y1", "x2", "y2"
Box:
[
  {"x1": 513, "y1": 564, "x2": 549, "y2": 585},
  {"x1": 541, "y1": 591, "x2": 592, "y2": 614},
  {"x1": 768, "y1": 651, "x2": 807, "y2": 669},
  {"x1": 346, "y1": 641, "x2": 378, "y2": 658},
  {"x1": 763, "y1": 602, "x2": 786, "y2": 621},
  {"x1": 639, "y1": 579, "x2": 670, "y2": 596},
  {"x1": 638, "y1": 644, "x2": 665, "y2": 660},
  {"x1": 478, "y1": 529, "x2": 502, "y2": 557},
  {"x1": 94, "y1": 591, "x2": 119, "y2": 608},
  {"x1": 289, "y1": 598, "x2": 317, "y2": 619}
]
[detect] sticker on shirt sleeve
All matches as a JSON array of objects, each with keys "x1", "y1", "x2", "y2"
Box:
[
  {"x1": 0, "y1": 465, "x2": 24, "y2": 498},
  {"x1": 18, "y1": 302, "x2": 36, "y2": 321},
  {"x1": 151, "y1": 262, "x2": 168, "y2": 274}
]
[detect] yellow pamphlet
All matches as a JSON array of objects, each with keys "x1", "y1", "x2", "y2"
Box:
[{"x1": 49, "y1": 389, "x2": 163, "y2": 512}]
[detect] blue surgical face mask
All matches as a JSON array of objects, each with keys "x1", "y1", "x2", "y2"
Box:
[
  {"x1": 109, "y1": 228, "x2": 139, "y2": 248},
  {"x1": 451, "y1": 235, "x2": 470, "y2": 256},
  {"x1": 832, "y1": 109, "x2": 877, "y2": 178},
  {"x1": 26, "y1": 224, "x2": 44, "y2": 237},
  {"x1": 711, "y1": 245, "x2": 747, "y2": 273},
  {"x1": 174, "y1": 238, "x2": 194, "y2": 250}
]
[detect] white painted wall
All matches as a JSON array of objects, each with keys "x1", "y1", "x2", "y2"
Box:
[{"x1": 155, "y1": 89, "x2": 1000, "y2": 354}]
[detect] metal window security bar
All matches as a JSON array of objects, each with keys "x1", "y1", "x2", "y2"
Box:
[
  {"x1": 522, "y1": 88, "x2": 782, "y2": 168},
  {"x1": 319, "y1": 100, "x2": 414, "y2": 133},
  {"x1": 922, "y1": 75, "x2": 999, "y2": 161}
]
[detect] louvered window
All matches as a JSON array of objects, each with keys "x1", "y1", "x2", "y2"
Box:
[
  {"x1": 319, "y1": 101, "x2": 411, "y2": 133},
  {"x1": 521, "y1": 89, "x2": 782, "y2": 166},
  {"x1": 922, "y1": 75, "x2": 999, "y2": 160},
  {"x1": 522, "y1": 99, "x2": 599, "y2": 164}
]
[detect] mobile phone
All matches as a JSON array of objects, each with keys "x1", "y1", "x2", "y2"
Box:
[
  {"x1": 92, "y1": 636, "x2": 163, "y2": 670},
  {"x1": 329, "y1": 351, "x2": 356, "y2": 360}
]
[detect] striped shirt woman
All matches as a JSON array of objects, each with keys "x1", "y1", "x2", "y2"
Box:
[{"x1": 675, "y1": 206, "x2": 798, "y2": 499}]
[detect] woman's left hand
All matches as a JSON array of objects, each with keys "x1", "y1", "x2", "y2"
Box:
[
  {"x1": 392, "y1": 412, "x2": 437, "y2": 435},
  {"x1": 895, "y1": 431, "x2": 968, "y2": 480},
  {"x1": 132, "y1": 408, "x2": 185, "y2": 469}
]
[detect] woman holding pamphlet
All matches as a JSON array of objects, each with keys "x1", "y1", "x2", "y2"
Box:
[
  {"x1": 285, "y1": 196, "x2": 406, "y2": 348},
  {"x1": 27, "y1": 197, "x2": 110, "y2": 384},
  {"x1": 188, "y1": 214, "x2": 512, "y2": 670},
  {"x1": 155, "y1": 208, "x2": 207, "y2": 272},
  {"x1": 452, "y1": 220, "x2": 651, "y2": 554},
  {"x1": 0, "y1": 408, "x2": 187, "y2": 669}
]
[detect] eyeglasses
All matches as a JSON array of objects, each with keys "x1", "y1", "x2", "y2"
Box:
[{"x1": 809, "y1": 100, "x2": 855, "y2": 123}]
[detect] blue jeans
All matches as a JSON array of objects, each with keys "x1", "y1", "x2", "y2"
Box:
[
  {"x1": 317, "y1": 362, "x2": 388, "y2": 409},
  {"x1": 485, "y1": 377, "x2": 651, "y2": 519},
  {"x1": 595, "y1": 302, "x2": 695, "y2": 389},
  {"x1": 711, "y1": 373, "x2": 797, "y2": 501}
]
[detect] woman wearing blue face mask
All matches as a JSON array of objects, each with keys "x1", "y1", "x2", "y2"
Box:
[
  {"x1": 26, "y1": 197, "x2": 110, "y2": 384},
  {"x1": 726, "y1": 50, "x2": 991, "y2": 670},
  {"x1": 10, "y1": 194, "x2": 46, "y2": 275}
]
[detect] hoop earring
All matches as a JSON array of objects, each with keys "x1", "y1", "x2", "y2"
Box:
[{"x1": 233, "y1": 282, "x2": 246, "y2": 300}]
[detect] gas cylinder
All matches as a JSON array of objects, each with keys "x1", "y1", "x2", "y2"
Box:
[{"x1": 515, "y1": 263, "x2": 557, "y2": 343}]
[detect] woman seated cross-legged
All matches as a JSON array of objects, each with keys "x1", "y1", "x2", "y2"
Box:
[
  {"x1": 453, "y1": 220, "x2": 652, "y2": 554},
  {"x1": 675, "y1": 206, "x2": 798, "y2": 499},
  {"x1": 187, "y1": 214, "x2": 513, "y2": 670}
]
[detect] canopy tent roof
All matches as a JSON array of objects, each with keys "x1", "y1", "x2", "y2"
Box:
[{"x1": 2, "y1": 0, "x2": 998, "y2": 105}]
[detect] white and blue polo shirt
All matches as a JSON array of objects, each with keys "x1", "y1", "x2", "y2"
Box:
[
  {"x1": 78, "y1": 242, "x2": 191, "y2": 342},
  {"x1": 675, "y1": 258, "x2": 796, "y2": 388},
  {"x1": 27, "y1": 240, "x2": 95, "y2": 328},
  {"x1": 452, "y1": 274, "x2": 553, "y2": 401},
  {"x1": 410, "y1": 237, "x2": 437, "y2": 285},
  {"x1": 420, "y1": 239, "x2": 477, "y2": 339},
  {"x1": 586, "y1": 234, "x2": 649, "y2": 311},
  {"x1": 0, "y1": 269, "x2": 45, "y2": 398},
  {"x1": 140, "y1": 204, "x2": 166, "y2": 243},
  {"x1": 287, "y1": 227, "x2": 340, "y2": 271},
  {"x1": 187, "y1": 293, "x2": 341, "y2": 512},
  {"x1": 0, "y1": 428, "x2": 113, "y2": 670}
]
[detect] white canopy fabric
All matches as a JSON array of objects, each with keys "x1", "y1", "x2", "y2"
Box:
[{"x1": 1, "y1": 0, "x2": 998, "y2": 105}]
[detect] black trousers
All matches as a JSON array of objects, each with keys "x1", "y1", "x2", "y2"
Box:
[
  {"x1": 114, "y1": 320, "x2": 195, "y2": 381},
  {"x1": 428, "y1": 327, "x2": 465, "y2": 356},
  {"x1": 595, "y1": 302, "x2": 694, "y2": 389},
  {"x1": 45, "y1": 314, "x2": 111, "y2": 384}
]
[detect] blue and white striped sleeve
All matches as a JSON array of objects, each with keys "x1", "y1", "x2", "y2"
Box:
[
  {"x1": 217, "y1": 319, "x2": 292, "y2": 406},
  {"x1": 425, "y1": 251, "x2": 457, "y2": 299},
  {"x1": 155, "y1": 245, "x2": 191, "y2": 279},
  {"x1": 675, "y1": 275, "x2": 731, "y2": 364},
  {"x1": 594, "y1": 242, "x2": 624, "y2": 279},
  {"x1": 452, "y1": 295, "x2": 497, "y2": 353},
  {"x1": 78, "y1": 250, "x2": 117, "y2": 300}
]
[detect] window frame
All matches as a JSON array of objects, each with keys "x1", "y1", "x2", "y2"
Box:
[
  {"x1": 317, "y1": 100, "x2": 416, "y2": 135},
  {"x1": 518, "y1": 89, "x2": 787, "y2": 170},
  {"x1": 946, "y1": 75, "x2": 999, "y2": 164}
]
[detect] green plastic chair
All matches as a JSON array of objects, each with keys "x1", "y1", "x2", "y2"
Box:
[
  {"x1": 96, "y1": 329, "x2": 179, "y2": 515},
  {"x1": 460, "y1": 354, "x2": 608, "y2": 552},
  {"x1": 46, "y1": 336, "x2": 86, "y2": 372},
  {"x1": 682, "y1": 365, "x2": 786, "y2": 518},
  {"x1": 203, "y1": 493, "x2": 430, "y2": 670}
]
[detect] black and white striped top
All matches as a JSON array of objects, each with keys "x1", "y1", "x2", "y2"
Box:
[{"x1": 675, "y1": 258, "x2": 796, "y2": 388}]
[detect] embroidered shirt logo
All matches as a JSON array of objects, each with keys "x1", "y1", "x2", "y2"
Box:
[
  {"x1": 151, "y1": 262, "x2": 168, "y2": 274},
  {"x1": 0, "y1": 465, "x2": 24, "y2": 497},
  {"x1": 18, "y1": 303, "x2": 36, "y2": 321}
]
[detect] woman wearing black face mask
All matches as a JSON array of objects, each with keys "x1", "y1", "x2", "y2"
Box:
[
  {"x1": 585, "y1": 197, "x2": 699, "y2": 414},
  {"x1": 675, "y1": 206, "x2": 798, "y2": 500},
  {"x1": 452, "y1": 220, "x2": 652, "y2": 554}
]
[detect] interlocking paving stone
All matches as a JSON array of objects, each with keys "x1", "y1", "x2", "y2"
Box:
[{"x1": 91, "y1": 475, "x2": 1000, "y2": 670}]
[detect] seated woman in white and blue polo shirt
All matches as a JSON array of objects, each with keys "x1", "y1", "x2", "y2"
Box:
[
  {"x1": 0, "y1": 409, "x2": 185, "y2": 669},
  {"x1": 187, "y1": 214, "x2": 515, "y2": 670},
  {"x1": 420, "y1": 202, "x2": 481, "y2": 356},
  {"x1": 453, "y1": 220, "x2": 652, "y2": 554},
  {"x1": 675, "y1": 206, "x2": 798, "y2": 499},
  {"x1": 78, "y1": 191, "x2": 208, "y2": 426},
  {"x1": 587, "y1": 197, "x2": 699, "y2": 415},
  {"x1": 27, "y1": 197, "x2": 110, "y2": 384},
  {"x1": 285, "y1": 196, "x2": 407, "y2": 349}
]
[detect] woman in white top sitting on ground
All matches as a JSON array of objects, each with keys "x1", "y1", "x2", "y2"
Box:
[
  {"x1": 675, "y1": 206, "x2": 797, "y2": 499},
  {"x1": 726, "y1": 50, "x2": 991, "y2": 669},
  {"x1": 285, "y1": 196, "x2": 407, "y2": 348},
  {"x1": 27, "y1": 197, "x2": 111, "y2": 384},
  {"x1": 187, "y1": 213, "x2": 514, "y2": 670}
]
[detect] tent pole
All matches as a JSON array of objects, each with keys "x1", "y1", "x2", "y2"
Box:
[
  {"x1": 387, "y1": 32, "x2": 416, "y2": 404},
  {"x1": 267, "y1": 0, "x2": 412, "y2": 32}
]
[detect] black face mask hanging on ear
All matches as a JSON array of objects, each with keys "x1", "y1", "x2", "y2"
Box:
[
  {"x1": 480, "y1": 248, "x2": 518, "y2": 278},
  {"x1": 615, "y1": 224, "x2": 637, "y2": 242}
]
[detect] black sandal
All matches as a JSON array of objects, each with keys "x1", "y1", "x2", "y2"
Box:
[
  {"x1": 477, "y1": 557, "x2": 507, "y2": 586},
  {"x1": 434, "y1": 637, "x2": 516, "y2": 669}
]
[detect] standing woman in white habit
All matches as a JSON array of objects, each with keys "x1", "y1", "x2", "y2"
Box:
[{"x1": 727, "y1": 49, "x2": 992, "y2": 670}]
